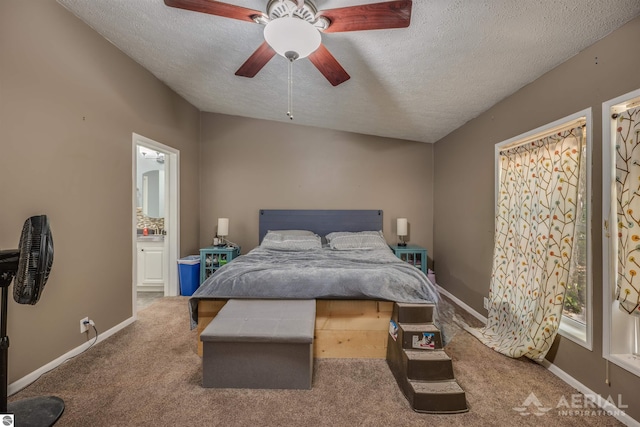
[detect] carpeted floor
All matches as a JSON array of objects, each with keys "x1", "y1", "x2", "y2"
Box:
[{"x1": 10, "y1": 297, "x2": 624, "y2": 426}]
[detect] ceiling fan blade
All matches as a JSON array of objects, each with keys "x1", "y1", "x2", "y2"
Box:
[
  {"x1": 235, "y1": 42, "x2": 277, "y2": 78},
  {"x1": 308, "y1": 44, "x2": 350, "y2": 86},
  {"x1": 319, "y1": 0, "x2": 412, "y2": 33},
  {"x1": 164, "y1": 0, "x2": 263, "y2": 23}
]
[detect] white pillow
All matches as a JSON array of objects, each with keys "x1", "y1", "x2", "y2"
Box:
[
  {"x1": 267, "y1": 229, "x2": 316, "y2": 236},
  {"x1": 325, "y1": 230, "x2": 384, "y2": 242},
  {"x1": 326, "y1": 231, "x2": 388, "y2": 250},
  {"x1": 261, "y1": 231, "x2": 322, "y2": 251}
]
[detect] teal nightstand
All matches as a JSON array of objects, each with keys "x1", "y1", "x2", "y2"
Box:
[
  {"x1": 199, "y1": 245, "x2": 241, "y2": 284},
  {"x1": 390, "y1": 244, "x2": 427, "y2": 274}
]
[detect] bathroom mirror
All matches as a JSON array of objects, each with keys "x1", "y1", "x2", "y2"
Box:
[
  {"x1": 142, "y1": 170, "x2": 164, "y2": 218},
  {"x1": 137, "y1": 146, "x2": 165, "y2": 219}
]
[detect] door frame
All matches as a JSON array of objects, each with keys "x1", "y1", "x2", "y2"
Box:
[{"x1": 132, "y1": 133, "x2": 180, "y2": 314}]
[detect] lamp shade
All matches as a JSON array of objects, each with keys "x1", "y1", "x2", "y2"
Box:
[
  {"x1": 217, "y1": 218, "x2": 229, "y2": 237},
  {"x1": 264, "y1": 17, "x2": 321, "y2": 59},
  {"x1": 397, "y1": 218, "x2": 408, "y2": 237}
]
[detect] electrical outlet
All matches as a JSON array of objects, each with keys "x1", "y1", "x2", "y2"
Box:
[
  {"x1": 483, "y1": 297, "x2": 489, "y2": 310},
  {"x1": 80, "y1": 317, "x2": 89, "y2": 333}
]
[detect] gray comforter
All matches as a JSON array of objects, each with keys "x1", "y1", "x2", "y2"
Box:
[{"x1": 189, "y1": 246, "x2": 439, "y2": 327}]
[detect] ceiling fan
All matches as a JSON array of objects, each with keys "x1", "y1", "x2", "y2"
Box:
[{"x1": 164, "y1": 0, "x2": 413, "y2": 87}]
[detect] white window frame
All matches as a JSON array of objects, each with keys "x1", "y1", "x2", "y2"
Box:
[
  {"x1": 602, "y1": 88, "x2": 640, "y2": 377},
  {"x1": 494, "y1": 108, "x2": 593, "y2": 350}
]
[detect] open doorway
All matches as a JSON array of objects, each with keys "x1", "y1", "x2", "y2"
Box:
[{"x1": 132, "y1": 133, "x2": 180, "y2": 315}]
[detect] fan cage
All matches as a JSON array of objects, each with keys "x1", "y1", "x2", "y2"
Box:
[{"x1": 15, "y1": 216, "x2": 53, "y2": 305}]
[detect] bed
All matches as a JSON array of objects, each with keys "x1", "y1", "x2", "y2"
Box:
[{"x1": 190, "y1": 209, "x2": 439, "y2": 358}]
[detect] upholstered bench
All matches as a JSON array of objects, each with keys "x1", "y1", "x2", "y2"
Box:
[{"x1": 201, "y1": 299, "x2": 316, "y2": 389}]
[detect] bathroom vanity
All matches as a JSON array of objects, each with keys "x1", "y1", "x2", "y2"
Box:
[{"x1": 136, "y1": 235, "x2": 165, "y2": 292}]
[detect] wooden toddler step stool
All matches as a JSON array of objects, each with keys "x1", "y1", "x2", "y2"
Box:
[{"x1": 200, "y1": 299, "x2": 315, "y2": 389}]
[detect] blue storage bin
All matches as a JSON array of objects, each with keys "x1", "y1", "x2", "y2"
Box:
[{"x1": 178, "y1": 255, "x2": 200, "y2": 296}]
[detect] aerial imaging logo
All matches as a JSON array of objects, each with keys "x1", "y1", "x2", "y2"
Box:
[
  {"x1": 513, "y1": 392, "x2": 628, "y2": 417},
  {"x1": 512, "y1": 393, "x2": 552, "y2": 416}
]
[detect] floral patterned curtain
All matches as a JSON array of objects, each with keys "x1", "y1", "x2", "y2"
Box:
[
  {"x1": 615, "y1": 106, "x2": 640, "y2": 316},
  {"x1": 468, "y1": 126, "x2": 584, "y2": 361}
]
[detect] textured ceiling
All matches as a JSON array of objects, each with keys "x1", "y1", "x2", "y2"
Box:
[{"x1": 57, "y1": 0, "x2": 640, "y2": 143}]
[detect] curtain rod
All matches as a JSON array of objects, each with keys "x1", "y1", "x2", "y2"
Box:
[
  {"x1": 499, "y1": 118, "x2": 586, "y2": 151},
  {"x1": 611, "y1": 97, "x2": 640, "y2": 117},
  {"x1": 626, "y1": 100, "x2": 640, "y2": 110}
]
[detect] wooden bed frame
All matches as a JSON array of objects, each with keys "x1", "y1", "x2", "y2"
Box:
[
  {"x1": 194, "y1": 209, "x2": 395, "y2": 358},
  {"x1": 196, "y1": 299, "x2": 394, "y2": 358}
]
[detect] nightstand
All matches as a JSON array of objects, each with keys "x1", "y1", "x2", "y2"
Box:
[
  {"x1": 199, "y1": 245, "x2": 241, "y2": 284},
  {"x1": 390, "y1": 244, "x2": 427, "y2": 274}
]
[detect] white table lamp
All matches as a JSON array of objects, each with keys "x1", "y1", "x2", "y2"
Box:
[
  {"x1": 397, "y1": 218, "x2": 408, "y2": 247},
  {"x1": 217, "y1": 218, "x2": 229, "y2": 245}
]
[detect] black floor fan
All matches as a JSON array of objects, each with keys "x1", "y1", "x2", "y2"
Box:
[{"x1": 0, "y1": 215, "x2": 64, "y2": 426}]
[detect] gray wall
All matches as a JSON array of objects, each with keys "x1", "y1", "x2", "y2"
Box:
[
  {"x1": 0, "y1": 1, "x2": 200, "y2": 381},
  {"x1": 434, "y1": 16, "x2": 640, "y2": 421},
  {"x1": 200, "y1": 113, "x2": 434, "y2": 261}
]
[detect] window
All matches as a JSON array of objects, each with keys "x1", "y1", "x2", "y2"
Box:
[
  {"x1": 603, "y1": 89, "x2": 640, "y2": 377},
  {"x1": 560, "y1": 136, "x2": 591, "y2": 348},
  {"x1": 494, "y1": 109, "x2": 592, "y2": 350}
]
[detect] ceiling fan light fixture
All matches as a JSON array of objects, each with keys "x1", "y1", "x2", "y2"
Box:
[{"x1": 264, "y1": 17, "x2": 321, "y2": 60}]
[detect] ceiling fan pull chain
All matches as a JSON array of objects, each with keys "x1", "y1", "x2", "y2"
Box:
[{"x1": 287, "y1": 57, "x2": 294, "y2": 120}]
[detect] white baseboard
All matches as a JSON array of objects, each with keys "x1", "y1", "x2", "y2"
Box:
[
  {"x1": 539, "y1": 359, "x2": 640, "y2": 427},
  {"x1": 436, "y1": 284, "x2": 488, "y2": 324},
  {"x1": 8, "y1": 315, "x2": 136, "y2": 396},
  {"x1": 437, "y1": 283, "x2": 638, "y2": 426}
]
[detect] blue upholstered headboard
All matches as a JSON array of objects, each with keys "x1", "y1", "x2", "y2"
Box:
[{"x1": 258, "y1": 209, "x2": 383, "y2": 243}]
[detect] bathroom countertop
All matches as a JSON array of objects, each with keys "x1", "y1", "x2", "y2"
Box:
[{"x1": 137, "y1": 235, "x2": 165, "y2": 242}]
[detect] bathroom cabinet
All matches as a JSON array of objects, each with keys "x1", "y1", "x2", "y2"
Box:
[{"x1": 137, "y1": 240, "x2": 165, "y2": 292}]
